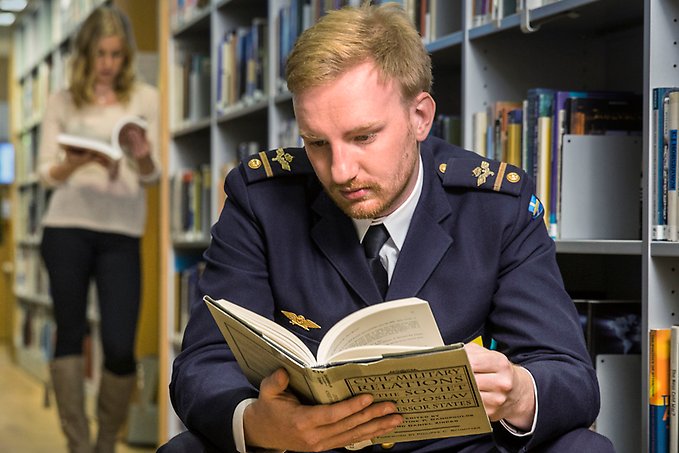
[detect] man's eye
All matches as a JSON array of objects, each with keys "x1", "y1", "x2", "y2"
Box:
[
  {"x1": 309, "y1": 140, "x2": 327, "y2": 148},
  {"x1": 355, "y1": 134, "x2": 376, "y2": 143}
]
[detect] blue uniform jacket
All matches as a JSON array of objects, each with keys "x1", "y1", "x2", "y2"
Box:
[{"x1": 170, "y1": 136, "x2": 599, "y2": 452}]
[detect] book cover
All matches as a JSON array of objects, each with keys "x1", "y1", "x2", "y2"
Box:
[
  {"x1": 204, "y1": 295, "x2": 492, "y2": 447},
  {"x1": 57, "y1": 115, "x2": 148, "y2": 161},
  {"x1": 650, "y1": 328, "x2": 671, "y2": 452}
]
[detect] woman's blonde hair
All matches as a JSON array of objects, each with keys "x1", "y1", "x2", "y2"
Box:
[
  {"x1": 285, "y1": 1, "x2": 432, "y2": 102},
  {"x1": 69, "y1": 6, "x2": 136, "y2": 108}
]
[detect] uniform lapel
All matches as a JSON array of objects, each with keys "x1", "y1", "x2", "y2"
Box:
[
  {"x1": 310, "y1": 193, "x2": 381, "y2": 305},
  {"x1": 387, "y1": 148, "x2": 455, "y2": 299}
]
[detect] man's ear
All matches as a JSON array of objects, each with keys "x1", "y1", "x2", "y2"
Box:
[{"x1": 411, "y1": 92, "x2": 436, "y2": 141}]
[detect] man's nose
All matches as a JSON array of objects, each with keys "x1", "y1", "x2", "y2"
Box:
[{"x1": 330, "y1": 144, "x2": 358, "y2": 184}]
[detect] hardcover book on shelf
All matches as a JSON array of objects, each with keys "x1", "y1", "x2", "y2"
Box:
[
  {"x1": 204, "y1": 295, "x2": 491, "y2": 447},
  {"x1": 650, "y1": 328, "x2": 671, "y2": 453},
  {"x1": 651, "y1": 88, "x2": 679, "y2": 241},
  {"x1": 667, "y1": 92, "x2": 679, "y2": 242},
  {"x1": 57, "y1": 115, "x2": 148, "y2": 161},
  {"x1": 567, "y1": 95, "x2": 642, "y2": 136},
  {"x1": 670, "y1": 326, "x2": 679, "y2": 453},
  {"x1": 559, "y1": 135, "x2": 641, "y2": 240}
]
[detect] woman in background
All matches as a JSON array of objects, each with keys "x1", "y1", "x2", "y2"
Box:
[{"x1": 37, "y1": 6, "x2": 159, "y2": 453}]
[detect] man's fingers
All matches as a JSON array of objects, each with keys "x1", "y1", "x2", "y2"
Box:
[{"x1": 259, "y1": 368, "x2": 290, "y2": 398}]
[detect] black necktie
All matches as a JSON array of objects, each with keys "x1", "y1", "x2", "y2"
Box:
[{"x1": 363, "y1": 224, "x2": 390, "y2": 298}]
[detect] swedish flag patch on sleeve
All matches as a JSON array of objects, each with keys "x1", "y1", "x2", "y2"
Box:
[{"x1": 528, "y1": 194, "x2": 544, "y2": 219}]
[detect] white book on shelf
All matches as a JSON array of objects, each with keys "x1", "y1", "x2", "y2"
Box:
[{"x1": 559, "y1": 135, "x2": 641, "y2": 240}]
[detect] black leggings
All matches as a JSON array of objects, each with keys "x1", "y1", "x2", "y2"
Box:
[{"x1": 40, "y1": 227, "x2": 141, "y2": 375}]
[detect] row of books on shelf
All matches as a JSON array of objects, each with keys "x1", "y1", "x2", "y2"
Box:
[
  {"x1": 14, "y1": 50, "x2": 70, "y2": 132},
  {"x1": 473, "y1": 88, "x2": 642, "y2": 240},
  {"x1": 217, "y1": 18, "x2": 268, "y2": 114},
  {"x1": 648, "y1": 327, "x2": 679, "y2": 453},
  {"x1": 173, "y1": 260, "x2": 206, "y2": 337},
  {"x1": 274, "y1": 0, "x2": 455, "y2": 85},
  {"x1": 13, "y1": 0, "x2": 104, "y2": 78},
  {"x1": 170, "y1": 0, "x2": 210, "y2": 30},
  {"x1": 15, "y1": 133, "x2": 40, "y2": 184},
  {"x1": 169, "y1": 142, "x2": 270, "y2": 242},
  {"x1": 471, "y1": 0, "x2": 560, "y2": 28},
  {"x1": 170, "y1": 165, "x2": 212, "y2": 242},
  {"x1": 652, "y1": 87, "x2": 679, "y2": 242},
  {"x1": 172, "y1": 51, "x2": 211, "y2": 128},
  {"x1": 15, "y1": 246, "x2": 49, "y2": 300}
]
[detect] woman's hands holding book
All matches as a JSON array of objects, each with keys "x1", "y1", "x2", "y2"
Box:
[{"x1": 243, "y1": 368, "x2": 403, "y2": 452}]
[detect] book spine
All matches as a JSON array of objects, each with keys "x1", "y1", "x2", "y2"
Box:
[
  {"x1": 669, "y1": 130, "x2": 678, "y2": 243},
  {"x1": 650, "y1": 328, "x2": 671, "y2": 453},
  {"x1": 670, "y1": 326, "x2": 679, "y2": 452},
  {"x1": 668, "y1": 92, "x2": 679, "y2": 242},
  {"x1": 653, "y1": 88, "x2": 665, "y2": 240}
]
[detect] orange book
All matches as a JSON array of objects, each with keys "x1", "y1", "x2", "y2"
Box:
[{"x1": 650, "y1": 328, "x2": 671, "y2": 451}]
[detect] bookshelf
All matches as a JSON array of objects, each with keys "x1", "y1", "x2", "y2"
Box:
[{"x1": 157, "y1": 0, "x2": 676, "y2": 451}]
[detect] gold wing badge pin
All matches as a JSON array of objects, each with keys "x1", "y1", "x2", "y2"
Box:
[{"x1": 281, "y1": 310, "x2": 321, "y2": 331}]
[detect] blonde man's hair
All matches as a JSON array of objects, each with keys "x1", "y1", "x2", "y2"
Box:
[
  {"x1": 69, "y1": 6, "x2": 136, "y2": 108},
  {"x1": 285, "y1": 1, "x2": 432, "y2": 102}
]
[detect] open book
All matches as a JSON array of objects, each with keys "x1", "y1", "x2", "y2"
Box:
[
  {"x1": 204, "y1": 295, "x2": 491, "y2": 447},
  {"x1": 57, "y1": 115, "x2": 148, "y2": 161}
]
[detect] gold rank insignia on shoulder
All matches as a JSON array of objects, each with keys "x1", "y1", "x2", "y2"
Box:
[
  {"x1": 440, "y1": 157, "x2": 523, "y2": 197},
  {"x1": 242, "y1": 147, "x2": 313, "y2": 184},
  {"x1": 272, "y1": 148, "x2": 294, "y2": 171},
  {"x1": 472, "y1": 161, "x2": 495, "y2": 186},
  {"x1": 281, "y1": 310, "x2": 321, "y2": 331}
]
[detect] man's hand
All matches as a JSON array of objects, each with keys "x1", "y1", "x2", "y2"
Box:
[
  {"x1": 465, "y1": 342, "x2": 536, "y2": 431},
  {"x1": 243, "y1": 368, "x2": 403, "y2": 452}
]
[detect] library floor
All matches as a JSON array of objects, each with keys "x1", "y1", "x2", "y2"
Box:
[{"x1": 0, "y1": 344, "x2": 156, "y2": 453}]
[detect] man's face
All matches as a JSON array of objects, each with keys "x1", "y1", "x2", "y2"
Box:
[{"x1": 294, "y1": 61, "x2": 431, "y2": 219}]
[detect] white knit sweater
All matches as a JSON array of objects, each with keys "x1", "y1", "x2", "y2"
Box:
[{"x1": 38, "y1": 83, "x2": 160, "y2": 237}]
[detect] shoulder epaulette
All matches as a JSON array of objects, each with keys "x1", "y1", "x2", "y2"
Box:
[
  {"x1": 438, "y1": 157, "x2": 524, "y2": 197},
  {"x1": 242, "y1": 147, "x2": 314, "y2": 184}
]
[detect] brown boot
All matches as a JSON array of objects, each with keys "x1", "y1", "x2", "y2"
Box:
[
  {"x1": 94, "y1": 369, "x2": 136, "y2": 453},
  {"x1": 50, "y1": 356, "x2": 92, "y2": 453}
]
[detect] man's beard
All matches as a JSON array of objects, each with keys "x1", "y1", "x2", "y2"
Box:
[{"x1": 328, "y1": 183, "x2": 394, "y2": 219}]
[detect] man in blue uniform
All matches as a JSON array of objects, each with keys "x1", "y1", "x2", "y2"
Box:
[{"x1": 162, "y1": 3, "x2": 613, "y2": 452}]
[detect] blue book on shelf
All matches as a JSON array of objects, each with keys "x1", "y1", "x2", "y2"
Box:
[{"x1": 653, "y1": 88, "x2": 679, "y2": 241}]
